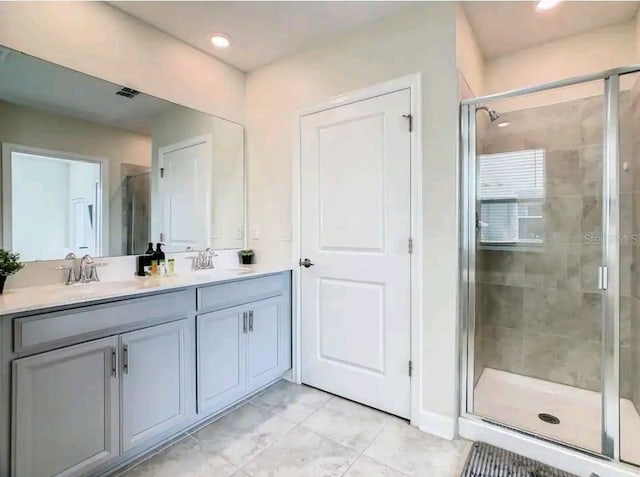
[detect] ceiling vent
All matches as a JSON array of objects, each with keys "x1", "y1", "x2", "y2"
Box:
[{"x1": 115, "y1": 87, "x2": 140, "y2": 99}]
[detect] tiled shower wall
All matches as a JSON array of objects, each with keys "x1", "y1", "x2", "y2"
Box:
[{"x1": 475, "y1": 91, "x2": 635, "y2": 396}]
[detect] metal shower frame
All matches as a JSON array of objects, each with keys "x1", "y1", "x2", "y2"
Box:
[{"x1": 459, "y1": 64, "x2": 640, "y2": 463}]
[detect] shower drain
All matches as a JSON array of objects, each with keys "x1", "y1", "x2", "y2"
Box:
[{"x1": 538, "y1": 413, "x2": 560, "y2": 425}]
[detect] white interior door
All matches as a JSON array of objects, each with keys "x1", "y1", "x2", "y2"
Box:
[
  {"x1": 300, "y1": 88, "x2": 412, "y2": 418},
  {"x1": 160, "y1": 137, "x2": 210, "y2": 252}
]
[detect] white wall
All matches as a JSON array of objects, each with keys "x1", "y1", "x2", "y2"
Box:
[
  {"x1": 636, "y1": 10, "x2": 640, "y2": 61},
  {"x1": 456, "y1": 5, "x2": 485, "y2": 97},
  {"x1": 0, "y1": 100, "x2": 151, "y2": 256},
  {"x1": 0, "y1": 1, "x2": 245, "y2": 124},
  {"x1": 484, "y1": 20, "x2": 637, "y2": 111},
  {"x1": 245, "y1": 3, "x2": 460, "y2": 424}
]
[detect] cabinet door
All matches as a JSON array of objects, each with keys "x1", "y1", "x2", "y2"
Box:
[
  {"x1": 12, "y1": 336, "x2": 119, "y2": 477},
  {"x1": 121, "y1": 319, "x2": 191, "y2": 452},
  {"x1": 247, "y1": 296, "x2": 286, "y2": 391},
  {"x1": 197, "y1": 306, "x2": 247, "y2": 414}
]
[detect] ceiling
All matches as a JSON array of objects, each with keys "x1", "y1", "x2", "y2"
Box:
[
  {"x1": 463, "y1": 1, "x2": 640, "y2": 59},
  {"x1": 109, "y1": 1, "x2": 411, "y2": 72},
  {"x1": 0, "y1": 47, "x2": 173, "y2": 135}
]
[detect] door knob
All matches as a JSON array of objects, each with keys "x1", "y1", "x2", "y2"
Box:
[{"x1": 299, "y1": 258, "x2": 314, "y2": 268}]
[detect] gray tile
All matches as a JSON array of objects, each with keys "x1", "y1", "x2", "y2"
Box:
[
  {"x1": 250, "y1": 380, "x2": 332, "y2": 423},
  {"x1": 478, "y1": 250, "x2": 524, "y2": 286},
  {"x1": 546, "y1": 149, "x2": 581, "y2": 196},
  {"x1": 242, "y1": 427, "x2": 358, "y2": 477},
  {"x1": 118, "y1": 435, "x2": 238, "y2": 477},
  {"x1": 481, "y1": 284, "x2": 523, "y2": 329},
  {"x1": 579, "y1": 95, "x2": 604, "y2": 147},
  {"x1": 576, "y1": 339, "x2": 601, "y2": 391},
  {"x1": 230, "y1": 471, "x2": 251, "y2": 477},
  {"x1": 343, "y1": 456, "x2": 409, "y2": 477},
  {"x1": 192, "y1": 402, "x2": 295, "y2": 467},
  {"x1": 301, "y1": 397, "x2": 393, "y2": 452},
  {"x1": 363, "y1": 420, "x2": 469, "y2": 477},
  {"x1": 546, "y1": 196, "x2": 582, "y2": 243},
  {"x1": 523, "y1": 288, "x2": 592, "y2": 339},
  {"x1": 580, "y1": 146, "x2": 603, "y2": 196},
  {"x1": 581, "y1": 195, "x2": 602, "y2": 240},
  {"x1": 523, "y1": 333, "x2": 580, "y2": 387},
  {"x1": 482, "y1": 326, "x2": 523, "y2": 373}
]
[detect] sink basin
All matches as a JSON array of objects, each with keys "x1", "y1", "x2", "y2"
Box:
[{"x1": 51, "y1": 280, "x2": 144, "y2": 295}]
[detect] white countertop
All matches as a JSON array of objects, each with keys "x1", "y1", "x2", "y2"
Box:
[{"x1": 0, "y1": 265, "x2": 292, "y2": 316}]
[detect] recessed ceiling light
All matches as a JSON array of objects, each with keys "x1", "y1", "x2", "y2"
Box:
[
  {"x1": 536, "y1": 0, "x2": 561, "y2": 11},
  {"x1": 210, "y1": 34, "x2": 231, "y2": 48},
  {"x1": 497, "y1": 121, "x2": 511, "y2": 128}
]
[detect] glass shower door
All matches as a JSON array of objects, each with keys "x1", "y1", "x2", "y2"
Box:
[
  {"x1": 619, "y1": 70, "x2": 640, "y2": 466},
  {"x1": 462, "y1": 79, "x2": 608, "y2": 455}
]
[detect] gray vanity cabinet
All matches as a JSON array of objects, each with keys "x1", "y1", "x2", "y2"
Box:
[
  {"x1": 120, "y1": 319, "x2": 193, "y2": 452},
  {"x1": 12, "y1": 336, "x2": 120, "y2": 477},
  {"x1": 196, "y1": 272, "x2": 292, "y2": 416},
  {"x1": 247, "y1": 296, "x2": 288, "y2": 391},
  {"x1": 196, "y1": 305, "x2": 248, "y2": 414}
]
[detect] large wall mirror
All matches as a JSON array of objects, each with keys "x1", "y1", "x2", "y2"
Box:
[{"x1": 0, "y1": 46, "x2": 245, "y2": 262}]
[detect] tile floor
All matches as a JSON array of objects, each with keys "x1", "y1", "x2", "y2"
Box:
[{"x1": 117, "y1": 381, "x2": 472, "y2": 477}]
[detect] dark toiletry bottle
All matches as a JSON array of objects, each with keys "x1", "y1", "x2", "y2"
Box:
[
  {"x1": 145, "y1": 242, "x2": 154, "y2": 255},
  {"x1": 153, "y1": 243, "x2": 165, "y2": 260}
]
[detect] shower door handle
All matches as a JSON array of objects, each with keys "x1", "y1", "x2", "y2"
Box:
[{"x1": 598, "y1": 266, "x2": 608, "y2": 290}]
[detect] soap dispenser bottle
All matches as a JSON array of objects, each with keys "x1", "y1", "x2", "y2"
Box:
[{"x1": 152, "y1": 243, "x2": 166, "y2": 275}]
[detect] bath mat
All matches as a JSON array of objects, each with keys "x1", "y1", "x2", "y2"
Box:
[{"x1": 461, "y1": 442, "x2": 580, "y2": 477}]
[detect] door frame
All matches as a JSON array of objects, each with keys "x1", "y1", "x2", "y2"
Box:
[
  {"x1": 158, "y1": 134, "x2": 212, "y2": 250},
  {"x1": 291, "y1": 73, "x2": 423, "y2": 425},
  {"x1": 1, "y1": 142, "x2": 109, "y2": 257}
]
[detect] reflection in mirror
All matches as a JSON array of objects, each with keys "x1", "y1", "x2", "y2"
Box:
[{"x1": 0, "y1": 46, "x2": 244, "y2": 262}]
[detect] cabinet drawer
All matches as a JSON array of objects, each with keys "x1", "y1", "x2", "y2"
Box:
[
  {"x1": 197, "y1": 273, "x2": 286, "y2": 312},
  {"x1": 14, "y1": 290, "x2": 193, "y2": 354}
]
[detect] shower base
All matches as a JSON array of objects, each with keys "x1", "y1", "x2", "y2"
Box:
[{"x1": 474, "y1": 368, "x2": 640, "y2": 465}]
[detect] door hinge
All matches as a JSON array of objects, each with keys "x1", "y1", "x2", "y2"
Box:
[
  {"x1": 160, "y1": 167, "x2": 165, "y2": 178},
  {"x1": 408, "y1": 237, "x2": 413, "y2": 254},
  {"x1": 160, "y1": 232, "x2": 165, "y2": 242},
  {"x1": 403, "y1": 114, "x2": 413, "y2": 132},
  {"x1": 408, "y1": 360, "x2": 413, "y2": 377}
]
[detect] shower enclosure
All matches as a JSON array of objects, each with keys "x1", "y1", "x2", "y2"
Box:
[
  {"x1": 460, "y1": 66, "x2": 640, "y2": 467},
  {"x1": 122, "y1": 169, "x2": 151, "y2": 255}
]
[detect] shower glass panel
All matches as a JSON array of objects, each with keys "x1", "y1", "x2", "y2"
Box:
[
  {"x1": 122, "y1": 171, "x2": 151, "y2": 255},
  {"x1": 467, "y1": 80, "x2": 606, "y2": 454},
  {"x1": 620, "y1": 70, "x2": 640, "y2": 466}
]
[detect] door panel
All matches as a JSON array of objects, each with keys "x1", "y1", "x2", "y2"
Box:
[
  {"x1": 300, "y1": 88, "x2": 412, "y2": 418},
  {"x1": 197, "y1": 307, "x2": 247, "y2": 414},
  {"x1": 161, "y1": 138, "x2": 209, "y2": 252},
  {"x1": 121, "y1": 320, "x2": 190, "y2": 452},
  {"x1": 12, "y1": 337, "x2": 119, "y2": 477},
  {"x1": 247, "y1": 297, "x2": 282, "y2": 390}
]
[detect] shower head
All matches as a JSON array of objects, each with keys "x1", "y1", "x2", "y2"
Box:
[{"x1": 477, "y1": 105, "x2": 501, "y2": 122}]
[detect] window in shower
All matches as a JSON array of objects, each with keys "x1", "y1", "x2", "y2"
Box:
[{"x1": 478, "y1": 149, "x2": 545, "y2": 247}]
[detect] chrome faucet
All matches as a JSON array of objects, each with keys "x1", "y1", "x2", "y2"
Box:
[
  {"x1": 54, "y1": 253, "x2": 79, "y2": 285},
  {"x1": 54, "y1": 253, "x2": 107, "y2": 285},
  {"x1": 79, "y1": 254, "x2": 103, "y2": 283},
  {"x1": 186, "y1": 248, "x2": 218, "y2": 270}
]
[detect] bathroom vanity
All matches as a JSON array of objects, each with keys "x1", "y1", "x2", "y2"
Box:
[{"x1": 0, "y1": 269, "x2": 292, "y2": 477}]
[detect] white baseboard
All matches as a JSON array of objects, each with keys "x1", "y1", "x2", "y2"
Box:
[
  {"x1": 458, "y1": 416, "x2": 640, "y2": 477},
  {"x1": 417, "y1": 410, "x2": 457, "y2": 440}
]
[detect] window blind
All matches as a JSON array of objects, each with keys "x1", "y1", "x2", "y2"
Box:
[{"x1": 478, "y1": 149, "x2": 545, "y2": 244}]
